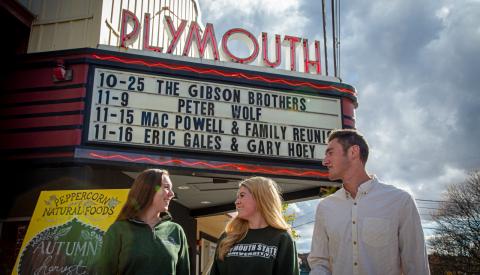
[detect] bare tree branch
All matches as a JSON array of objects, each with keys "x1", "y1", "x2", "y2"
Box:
[{"x1": 429, "y1": 170, "x2": 480, "y2": 274}]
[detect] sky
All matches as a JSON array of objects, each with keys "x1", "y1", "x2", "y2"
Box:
[{"x1": 199, "y1": 0, "x2": 480, "y2": 252}]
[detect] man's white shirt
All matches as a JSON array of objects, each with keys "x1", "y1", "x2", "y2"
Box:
[{"x1": 308, "y1": 176, "x2": 430, "y2": 275}]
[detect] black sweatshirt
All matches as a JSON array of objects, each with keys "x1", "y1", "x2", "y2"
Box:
[{"x1": 210, "y1": 226, "x2": 299, "y2": 275}]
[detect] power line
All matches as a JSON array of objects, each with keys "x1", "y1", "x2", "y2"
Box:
[
  {"x1": 321, "y1": 0, "x2": 328, "y2": 76},
  {"x1": 290, "y1": 198, "x2": 476, "y2": 229},
  {"x1": 415, "y1": 199, "x2": 447, "y2": 203},
  {"x1": 331, "y1": 0, "x2": 337, "y2": 77},
  {"x1": 292, "y1": 220, "x2": 315, "y2": 229},
  {"x1": 423, "y1": 227, "x2": 438, "y2": 230},
  {"x1": 288, "y1": 207, "x2": 317, "y2": 219},
  {"x1": 336, "y1": 0, "x2": 341, "y2": 78},
  {"x1": 416, "y1": 198, "x2": 480, "y2": 205},
  {"x1": 418, "y1": 206, "x2": 441, "y2": 210},
  {"x1": 292, "y1": 218, "x2": 437, "y2": 229}
]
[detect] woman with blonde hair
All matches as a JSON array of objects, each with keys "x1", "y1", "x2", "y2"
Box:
[
  {"x1": 210, "y1": 176, "x2": 299, "y2": 275},
  {"x1": 96, "y1": 168, "x2": 190, "y2": 275}
]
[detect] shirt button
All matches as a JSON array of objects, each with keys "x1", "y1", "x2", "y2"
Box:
[
  {"x1": 354, "y1": 262, "x2": 358, "y2": 266},
  {"x1": 354, "y1": 202, "x2": 357, "y2": 206},
  {"x1": 352, "y1": 221, "x2": 356, "y2": 224},
  {"x1": 353, "y1": 241, "x2": 357, "y2": 245}
]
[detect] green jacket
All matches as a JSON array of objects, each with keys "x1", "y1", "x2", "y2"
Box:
[
  {"x1": 96, "y1": 212, "x2": 190, "y2": 275},
  {"x1": 210, "y1": 226, "x2": 299, "y2": 275}
]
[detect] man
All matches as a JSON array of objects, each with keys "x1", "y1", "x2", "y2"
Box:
[{"x1": 308, "y1": 129, "x2": 430, "y2": 275}]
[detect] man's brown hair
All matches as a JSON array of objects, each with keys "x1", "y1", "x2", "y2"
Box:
[{"x1": 328, "y1": 129, "x2": 369, "y2": 163}]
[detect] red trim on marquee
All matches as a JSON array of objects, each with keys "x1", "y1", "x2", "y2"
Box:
[
  {"x1": 91, "y1": 54, "x2": 356, "y2": 96},
  {"x1": 343, "y1": 117, "x2": 355, "y2": 127},
  {"x1": 342, "y1": 98, "x2": 355, "y2": 117},
  {"x1": 1, "y1": 88, "x2": 86, "y2": 104},
  {"x1": 5, "y1": 64, "x2": 88, "y2": 91},
  {"x1": 0, "y1": 102, "x2": 84, "y2": 116},
  {"x1": 0, "y1": 114, "x2": 83, "y2": 129},
  {"x1": 342, "y1": 98, "x2": 356, "y2": 127},
  {"x1": 0, "y1": 129, "x2": 81, "y2": 149},
  {"x1": 5, "y1": 152, "x2": 74, "y2": 160},
  {"x1": 89, "y1": 152, "x2": 329, "y2": 177}
]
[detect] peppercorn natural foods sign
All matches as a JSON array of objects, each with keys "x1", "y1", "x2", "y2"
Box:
[
  {"x1": 12, "y1": 189, "x2": 129, "y2": 275},
  {"x1": 117, "y1": 9, "x2": 322, "y2": 74}
]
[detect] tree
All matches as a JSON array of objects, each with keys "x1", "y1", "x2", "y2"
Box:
[
  {"x1": 429, "y1": 170, "x2": 480, "y2": 274},
  {"x1": 283, "y1": 203, "x2": 300, "y2": 239}
]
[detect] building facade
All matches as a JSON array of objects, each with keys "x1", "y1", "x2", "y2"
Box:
[{"x1": 0, "y1": 0, "x2": 357, "y2": 274}]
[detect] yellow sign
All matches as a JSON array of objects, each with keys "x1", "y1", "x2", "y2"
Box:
[{"x1": 12, "y1": 189, "x2": 129, "y2": 275}]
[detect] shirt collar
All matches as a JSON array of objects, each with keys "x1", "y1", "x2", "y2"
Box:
[
  {"x1": 341, "y1": 175, "x2": 377, "y2": 199},
  {"x1": 129, "y1": 211, "x2": 172, "y2": 226}
]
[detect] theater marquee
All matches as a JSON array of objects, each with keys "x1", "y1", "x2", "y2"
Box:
[{"x1": 87, "y1": 68, "x2": 342, "y2": 161}]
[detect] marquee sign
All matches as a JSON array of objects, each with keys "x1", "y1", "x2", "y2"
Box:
[
  {"x1": 116, "y1": 9, "x2": 323, "y2": 74},
  {"x1": 87, "y1": 68, "x2": 341, "y2": 161}
]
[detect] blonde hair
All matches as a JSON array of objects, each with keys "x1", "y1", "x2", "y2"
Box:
[
  {"x1": 116, "y1": 169, "x2": 169, "y2": 221},
  {"x1": 217, "y1": 176, "x2": 291, "y2": 260}
]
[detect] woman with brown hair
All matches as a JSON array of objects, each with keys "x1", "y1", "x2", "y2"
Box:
[
  {"x1": 209, "y1": 176, "x2": 299, "y2": 275},
  {"x1": 96, "y1": 168, "x2": 190, "y2": 275}
]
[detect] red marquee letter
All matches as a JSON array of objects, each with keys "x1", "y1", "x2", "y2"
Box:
[
  {"x1": 261, "y1": 32, "x2": 281, "y2": 68},
  {"x1": 165, "y1": 16, "x2": 187, "y2": 54},
  {"x1": 303, "y1": 39, "x2": 321, "y2": 74},
  {"x1": 221, "y1": 28, "x2": 259, "y2": 64},
  {"x1": 283, "y1": 35, "x2": 301, "y2": 71},
  {"x1": 120, "y1": 9, "x2": 140, "y2": 48},
  {"x1": 143, "y1": 13, "x2": 162, "y2": 52},
  {"x1": 183, "y1": 22, "x2": 219, "y2": 60}
]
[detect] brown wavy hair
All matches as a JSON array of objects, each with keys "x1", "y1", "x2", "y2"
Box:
[
  {"x1": 328, "y1": 129, "x2": 369, "y2": 163},
  {"x1": 116, "y1": 169, "x2": 169, "y2": 221},
  {"x1": 217, "y1": 176, "x2": 291, "y2": 260}
]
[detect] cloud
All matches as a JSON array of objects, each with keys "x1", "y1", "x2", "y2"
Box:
[
  {"x1": 200, "y1": 0, "x2": 307, "y2": 35},
  {"x1": 200, "y1": 0, "x2": 480, "y2": 251},
  {"x1": 286, "y1": 203, "x2": 301, "y2": 215},
  {"x1": 341, "y1": 0, "x2": 480, "y2": 199}
]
